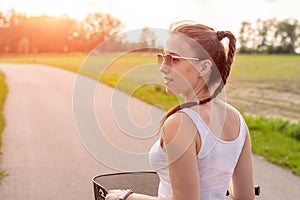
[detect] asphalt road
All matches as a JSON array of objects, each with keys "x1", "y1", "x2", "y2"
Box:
[{"x1": 0, "y1": 64, "x2": 299, "y2": 200}]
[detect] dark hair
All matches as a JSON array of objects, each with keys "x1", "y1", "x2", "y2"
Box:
[{"x1": 158, "y1": 22, "x2": 236, "y2": 131}]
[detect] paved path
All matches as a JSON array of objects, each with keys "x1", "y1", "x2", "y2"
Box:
[{"x1": 0, "y1": 64, "x2": 299, "y2": 200}]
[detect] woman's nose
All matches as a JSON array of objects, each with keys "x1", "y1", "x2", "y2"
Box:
[{"x1": 159, "y1": 63, "x2": 170, "y2": 73}]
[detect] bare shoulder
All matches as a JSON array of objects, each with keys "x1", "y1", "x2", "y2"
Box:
[
  {"x1": 162, "y1": 112, "x2": 197, "y2": 144},
  {"x1": 163, "y1": 112, "x2": 185, "y2": 128},
  {"x1": 162, "y1": 112, "x2": 185, "y2": 140},
  {"x1": 163, "y1": 111, "x2": 194, "y2": 131}
]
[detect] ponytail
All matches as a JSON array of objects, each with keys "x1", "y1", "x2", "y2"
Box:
[{"x1": 209, "y1": 31, "x2": 236, "y2": 103}]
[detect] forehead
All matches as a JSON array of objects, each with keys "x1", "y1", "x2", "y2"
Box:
[{"x1": 164, "y1": 33, "x2": 196, "y2": 56}]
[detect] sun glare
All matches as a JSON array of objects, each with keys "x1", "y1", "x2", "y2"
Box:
[{"x1": 5, "y1": 0, "x2": 88, "y2": 20}]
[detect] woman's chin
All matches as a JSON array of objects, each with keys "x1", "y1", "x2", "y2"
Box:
[{"x1": 165, "y1": 87, "x2": 176, "y2": 96}]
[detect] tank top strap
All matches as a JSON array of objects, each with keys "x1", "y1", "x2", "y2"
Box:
[
  {"x1": 179, "y1": 108, "x2": 209, "y2": 144},
  {"x1": 179, "y1": 108, "x2": 220, "y2": 158}
]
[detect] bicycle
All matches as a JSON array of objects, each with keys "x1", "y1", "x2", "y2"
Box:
[{"x1": 92, "y1": 171, "x2": 260, "y2": 200}]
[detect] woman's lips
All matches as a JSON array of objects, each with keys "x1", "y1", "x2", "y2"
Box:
[{"x1": 163, "y1": 77, "x2": 173, "y2": 84}]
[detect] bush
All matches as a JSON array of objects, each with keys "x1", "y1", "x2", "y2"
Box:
[{"x1": 293, "y1": 123, "x2": 300, "y2": 140}]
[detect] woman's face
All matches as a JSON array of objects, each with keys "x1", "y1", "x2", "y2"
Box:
[{"x1": 159, "y1": 35, "x2": 203, "y2": 98}]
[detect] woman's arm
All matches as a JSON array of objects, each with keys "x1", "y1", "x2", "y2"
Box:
[
  {"x1": 228, "y1": 126, "x2": 255, "y2": 200},
  {"x1": 106, "y1": 112, "x2": 200, "y2": 200},
  {"x1": 162, "y1": 112, "x2": 201, "y2": 200}
]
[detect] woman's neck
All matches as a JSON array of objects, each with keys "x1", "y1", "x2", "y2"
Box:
[{"x1": 184, "y1": 86, "x2": 211, "y2": 103}]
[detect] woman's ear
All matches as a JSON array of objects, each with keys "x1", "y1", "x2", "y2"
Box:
[{"x1": 197, "y1": 59, "x2": 212, "y2": 76}]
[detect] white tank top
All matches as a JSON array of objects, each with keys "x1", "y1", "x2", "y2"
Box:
[{"x1": 149, "y1": 107, "x2": 247, "y2": 199}]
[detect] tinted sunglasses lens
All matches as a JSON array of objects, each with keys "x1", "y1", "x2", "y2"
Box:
[
  {"x1": 165, "y1": 54, "x2": 172, "y2": 64},
  {"x1": 157, "y1": 54, "x2": 164, "y2": 64},
  {"x1": 157, "y1": 54, "x2": 173, "y2": 65}
]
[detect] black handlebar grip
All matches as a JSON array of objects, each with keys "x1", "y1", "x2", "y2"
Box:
[{"x1": 226, "y1": 186, "x2": 260, "y2": 196}]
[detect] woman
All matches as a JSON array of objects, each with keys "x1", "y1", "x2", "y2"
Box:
[{"x1": 106, "y1": 22, "x2": 255, "y2": 200}]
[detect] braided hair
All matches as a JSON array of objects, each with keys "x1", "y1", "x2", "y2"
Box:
[{"x1": 158, "y1": 23, "x2": 236, "y2": 131}]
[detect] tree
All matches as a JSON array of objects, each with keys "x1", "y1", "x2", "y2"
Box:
[
  {"x1": 255, "y1": 18, "x2": 276, "y2": 53},
  {"x1": 238, "y1": 18, "x2": 300, "y2": 54},
  {"x1": 139, "y1": 27, "x2": 156, "y2": 47},
  {"x1": 82, "y1": 12, "x2": 124, "y2": 51},
  {"x1": 0, "y1": 8, "x2": 24, "y2": 53},
  {"x1": 238, "y1": 21, "x2": 253, "y2": 53},
  {"x1": 274, "y1": 18, "x2": 300, "y2": 54}
]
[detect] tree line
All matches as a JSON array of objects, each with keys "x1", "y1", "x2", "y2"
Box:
[
  {"x1": 0, "y1": 9, "x2": 124, "y2": 53},
  {"x1": 0, "y1": 9, "x2": 300, "y2": 54},
  {"x1": 239, "y1": 18, "x2": 300, "y2": 54}
]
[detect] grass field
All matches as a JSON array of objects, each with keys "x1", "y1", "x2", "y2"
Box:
[
  {"x1": 228, "y1": 55, "x2": 300, "y2": 120},
  {"x1": 0, "y1": 53, "x2": 300, "y2": 175},
  {"x1": 0, "y1": 70, "x2": 8, "y2": 179}
]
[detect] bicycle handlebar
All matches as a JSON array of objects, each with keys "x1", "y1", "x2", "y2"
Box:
[{"x1": 226, "y1": 186, "x2": 260, "y2": 196}]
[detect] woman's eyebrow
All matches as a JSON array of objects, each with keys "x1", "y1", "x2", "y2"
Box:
[{"x1": 163, "y1": 51, "x2": 180, "y2": 56}]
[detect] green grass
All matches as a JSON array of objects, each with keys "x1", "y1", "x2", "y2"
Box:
[
  {"x1": 0, "y1": 53, "x2": 300, "y2": 176},
  {"x1": 245, "y1": 115, "x2": 300, "y2": 176},
  {"x1": 0, "y1": 70, "x2": 8, "y2": 180},
  {"x1": 0, "y1": 53, "x2": 85, "y2": 73},
  {"x1": 227, "y1": 54, "x2": 300, "y2": 120}
]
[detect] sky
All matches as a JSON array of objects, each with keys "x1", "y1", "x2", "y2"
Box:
[{"x1": 1, "y1": 0, "x2": 300, "y2": 36}]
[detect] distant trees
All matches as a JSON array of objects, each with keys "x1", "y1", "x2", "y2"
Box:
[
  {"x1": 0, "y1": 9, "x2": 124, "y2": 53},
  {"x1": 238, "y1": 18, "x2": 300, "y2": 54},
  {"x1": 93, "y1": 27, "x2": 160, "y2": 53},
  {"x1": 1, "y1": 9, "x2": 300, "y2": 54}
]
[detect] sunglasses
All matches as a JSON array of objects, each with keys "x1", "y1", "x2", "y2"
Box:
[{"x1": 157, "y1": 53, "x2": 200, "y2": 65}]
